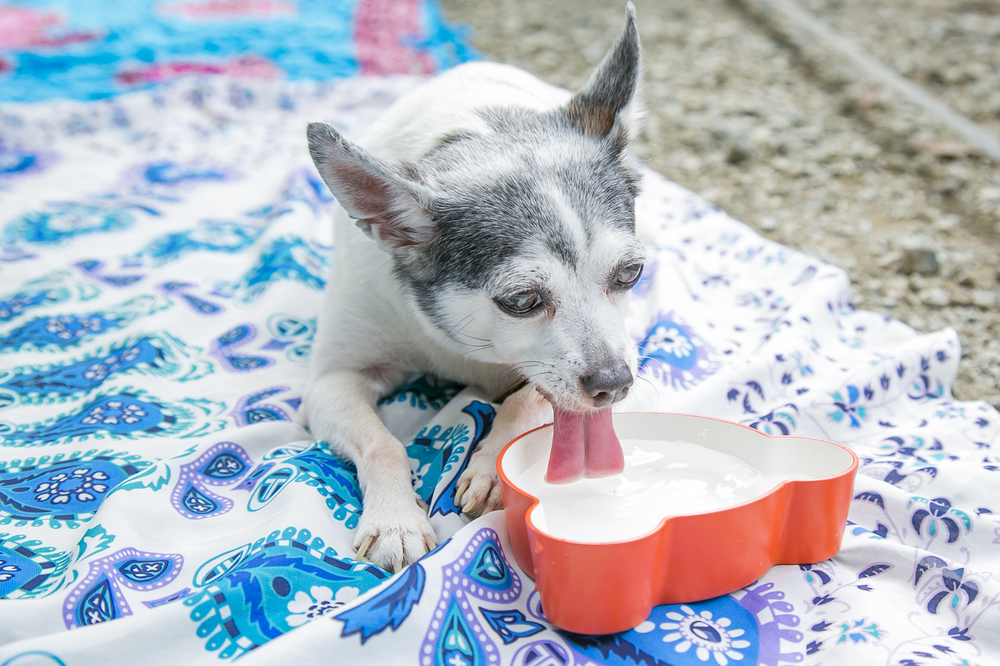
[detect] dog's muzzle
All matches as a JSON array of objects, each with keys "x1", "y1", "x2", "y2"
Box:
[{"x1": 581, "y1": 364, "x2": 633, "y2": 408}]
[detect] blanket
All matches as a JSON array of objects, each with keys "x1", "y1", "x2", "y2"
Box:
[{"x1": 2, "y1": 5, "x2": 1000, "y2": 666}]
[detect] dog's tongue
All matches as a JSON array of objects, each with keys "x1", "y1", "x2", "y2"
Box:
[{"x1": 545, "y1": 407, "x2": 624, "y2": 484}]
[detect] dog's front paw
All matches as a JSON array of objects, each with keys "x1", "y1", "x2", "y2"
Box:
[
  {"x1": 353, "y1": 495, "x2": 436, "y2": 573},
  {"x1": 455, "y1": 448, "x2": 504, "y2": 518}
]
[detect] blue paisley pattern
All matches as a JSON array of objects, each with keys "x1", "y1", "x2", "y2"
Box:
[{"x1": 0, "y1": 27, "x2": 997, "y2": 666}]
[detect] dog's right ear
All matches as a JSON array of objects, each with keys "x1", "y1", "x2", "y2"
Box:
[
  {"x1": 566, "y1": 2, "x2": 641, "y2": 145},
  {"x1": 307, "y1": 122, "x2": 434, "y2": 251}
]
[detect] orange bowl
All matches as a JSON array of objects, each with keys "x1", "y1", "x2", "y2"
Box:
[{"x1": 498, "y1": 412, "x2": 858, "y2": 635}]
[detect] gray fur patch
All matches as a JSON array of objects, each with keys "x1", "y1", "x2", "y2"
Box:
[{"x1": 397, "y1": 107, "x2": 640, "y2": 325}]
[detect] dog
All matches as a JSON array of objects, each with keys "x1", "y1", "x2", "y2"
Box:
[{"x1": 302, "y1": 3, "x2": 645, "y2": 572}]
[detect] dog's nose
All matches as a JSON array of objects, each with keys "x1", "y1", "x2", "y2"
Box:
[{"x1": 581, "y1": 364, "x2": 633, "y2": 408}]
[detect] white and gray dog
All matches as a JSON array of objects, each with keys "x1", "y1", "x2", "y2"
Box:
[{"x1": 303, "y1": 4, "x2": 645, "y2": 572}]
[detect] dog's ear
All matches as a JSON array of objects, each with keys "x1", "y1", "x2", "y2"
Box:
[
  {"x1": 566, "y1": 2, "x2": 642, "y2": 145},
  {"x1": 307, "y1": 122, "x2": 434, "y2": 251}
]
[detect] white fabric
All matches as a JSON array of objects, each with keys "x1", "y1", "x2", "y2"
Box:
[{"x1": 0, "y1": 76, "x2": 997, "y2": 666}]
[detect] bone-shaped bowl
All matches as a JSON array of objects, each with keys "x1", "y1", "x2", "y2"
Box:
[{"x1": 498, "y1": 412, "x2": 858, "y2": 635}]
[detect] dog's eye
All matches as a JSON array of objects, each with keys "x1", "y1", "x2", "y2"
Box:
[
  {"x1": 496, "y1": 291, "x2": 543, "y2": 316},
  {"x1": 613, "y1": 263, "x2": 643, "y2": 290}
]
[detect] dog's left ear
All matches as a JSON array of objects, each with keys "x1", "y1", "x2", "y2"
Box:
[
  {"x1": 307, "y1": 122, "x2": 434, "y2": 251},
  {"x1": 566, "y1": 2, "x2": 642, "y2": 147}
]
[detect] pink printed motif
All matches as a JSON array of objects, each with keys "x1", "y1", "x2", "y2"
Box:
[
  {"x1": 0, "y1": 6, "x2": 99, "y2": 49},
  {"x1": 116, "y1": 55, "x2": 282, "y2": 85},
  {"x1": 354, "y1": 0, "x2": 435, "y2": 76},
  {"x1": 157, "y1": 0, "x2": 297, "y2": 20}
]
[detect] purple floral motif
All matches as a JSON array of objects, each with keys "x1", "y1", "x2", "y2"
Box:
[
  {"x1": 0, "y1": 144, "x2": 58, "y2": 185},
  {"x1": 419, "y1": 529, "x2": 514, "y2": 666},
  {"x1": 733, "y1": 582, "x2": 804, "y2": 665},
  {"x1": 638, "y1": 312, "x2": 719, "y2": 390},
  {"x1": 230, "y1": 386, "x2": 292, "y2": 426},
  {"x1": 210, "y1": 323, "x2": 273, "y2": 373},
  {"x1": 63, "y1": 547, "x2": 184, "y2": 629},
  {"x1": 170, "y1": 441, "x2": 253, "y2": 520}
]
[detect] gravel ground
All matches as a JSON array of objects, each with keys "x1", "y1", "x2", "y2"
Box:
[{"x1": 439, "y1": 0, "x2": 1000, "y2": 407}]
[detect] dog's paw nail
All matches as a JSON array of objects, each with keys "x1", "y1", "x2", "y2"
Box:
[
  {"x1": 354, "y1": 534, "x2": 376, "y2": 562},
  {"x1": 454, "y1": 478, "x2": 470, "y2": 504},
  {"x1": 424, "y1": 534, "x2": 437, "y2": 553},
  {"x1": 462, "y1": 497, "x2": 482, "y2": 516}
]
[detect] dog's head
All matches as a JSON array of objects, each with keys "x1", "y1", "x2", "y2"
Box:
[{"x1": 308, "y1": 5, "x2": 644, "y2": 413}]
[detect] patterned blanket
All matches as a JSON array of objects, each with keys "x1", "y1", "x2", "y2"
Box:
[{"x1": 2, "y1": 4, "x2": 1000, "y2": 666}]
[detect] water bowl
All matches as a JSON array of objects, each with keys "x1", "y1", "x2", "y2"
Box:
[{"x1": 498, "y1": 412, "x2": 858, "y2": 635}]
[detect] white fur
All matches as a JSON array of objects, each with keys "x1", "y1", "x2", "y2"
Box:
[{"x1": 302, "y1": 13, "x2": 643, "y2": 572}]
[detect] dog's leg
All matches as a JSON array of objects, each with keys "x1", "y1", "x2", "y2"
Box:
[
  {"x1": 454, "y1": 385, "x2": 549, "y2": 517},
  {"x1": 304, "y1": 370, "x2": 436, "y2": 572}
]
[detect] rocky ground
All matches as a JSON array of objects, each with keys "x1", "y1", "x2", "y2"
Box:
[{"x1": 439, "y1": 0, "x2": 1000, "y2": 407}]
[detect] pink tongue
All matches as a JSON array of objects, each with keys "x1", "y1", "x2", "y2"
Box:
[{"x1": 545, "y1": 407, "x2": 624, "y2": 484}]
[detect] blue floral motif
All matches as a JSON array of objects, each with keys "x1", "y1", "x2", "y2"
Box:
[
  {"x1": 563, "y1": 582, "x2": 802, "y2": 666},
  {"x1": 117, "y1": 161, "x2": 238, "y2": 202},
  {"x1": 0, "y1": 270, "x2": 101, "y2": 324},
  {"x1": 908, "y1": 497, "x2": 971, "y2": 544},
  {"x1": 480, "y1": 609, "x2": 544, "y2": 645},
  {"x1": 382, "y1": 375, "x2": 465, "y2": 411},
  {"x1": 429, "y1": 401, "x2": 495, "y2": 517},
  {"x1": 569, "y1": 597, "x2": 757, "y2": 666},
  {"x1": 0, "y1": 534, "x2": 74, "y2": 600},
  {"x1": 914, "y1": 557, "x2": 980, "y2": 615},
  {"x1": 338, "y1": 562, "x2": 426, "y2": 643},
  {"x1": 0, "y1": 547, "x2": 40, "y2": 599},
  {"x1": 0, "y1": 340, "x2": 156, "y2": 406},
  {"x1": 0, "y1": 314, "x2": 120, "y2": 352},
  {"x1": 130, "y1": 220, "x2": 265, "y2": 267},
  {"x1": 285, "y1": 444, "x2": 364, "y2": 528},
  {"x1": 408, "y1": 423, "x2": 471, "y2": 505},
  {"x1": 0, "y1": 452, "x2": 149, "y2": 526},
  {"x1": 0, "y1": 334, "x2": 209, "y2": 410},
  {"x1": 829, "y1": 386, "x2": 868, "y2": 428},
  {"x1": 0, "y1": 295, "x2": 168, "y2": 353},
  {"x1": 214, "y1": 237, "x2": 329, "y2": 304},
  {"x1": 0, "y1": 390, "x2": 225, "y2": 448},
  {"x1": 2, "y1": 202, "x2": 157, "y2": 246},
  {"x1": 185, "y1": 526, "x2": 388, "y2": 659},
  {"x1": 833, "y1": 618, "x2": 883, "y2": 645},
  {"x1": 748, "y1": 403, "x2": 799, "y2": 435}
]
